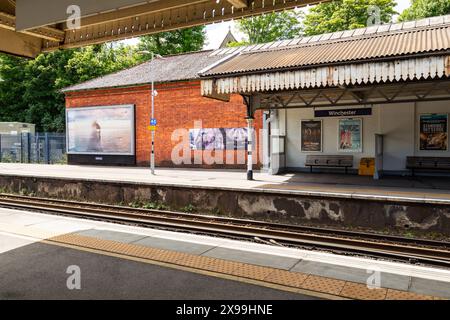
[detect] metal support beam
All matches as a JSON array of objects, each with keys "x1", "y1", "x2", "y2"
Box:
[
  {"x1": 243, "y1": 95, "x2": 256, "y2": 181},
  {"x1": 256, "y1": 80, "x2": 450, "y2": 110},
  {"x1": 4, "y1": 0, "x2": 320, "y2": 55},
  {"x1": 44, "y1": 0, "x2": 318, "y2": 51},
  {"x1": 0, "y1": 11, "x2": 64, "y2": 42},
  {"x1": 0, "y1": 27, "x2": 42, "y2": 58}
]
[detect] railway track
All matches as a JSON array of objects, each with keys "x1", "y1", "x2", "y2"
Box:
[{"x1": 1, "y1": 193, "x2": 450, "y2": 267}]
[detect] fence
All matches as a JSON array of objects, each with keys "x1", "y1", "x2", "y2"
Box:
[{"x1": 0, "y1": 133, "x2": 66, "y2": 164}]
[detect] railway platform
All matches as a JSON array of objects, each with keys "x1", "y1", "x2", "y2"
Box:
[
  {"x1": 1, "y1": 163, "x2": 450, "y2": 236},
  {"x1": 1, "y1": 163, "x2": 450, "y2": 202},
  {"x1": 0, "y1": 206, "x2": 449, "y2": 300}
]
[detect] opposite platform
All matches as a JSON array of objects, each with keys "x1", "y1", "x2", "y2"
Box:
[
  {"x1": 1, "y1": 164, "x2": 450, "y2": 236},
  {"x1": 1, "y1": 163, "x2": 450, "y2": 204}
]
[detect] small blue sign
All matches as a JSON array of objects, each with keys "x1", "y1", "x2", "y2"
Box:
[{"x1": 150, "y1": 118, "x2": 157, "y2": 126}]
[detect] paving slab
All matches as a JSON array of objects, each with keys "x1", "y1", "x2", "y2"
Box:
[
  {"x1": 202, "y1": 247, "x2": 300, "y2": 270},
  {"x1": 291, "y1": 260, "x2": 411, "y2": 291},
  {"x1": 32, "y1": 220, "x2": 96, "y2": 234},
  {"x1": 0, "y1": 209, "x2": 19, "y2": 217},
  {"x1": 0, "y1": 213, "x2": 58, "y2": 226},
  {"x1": 409, "y1": 277, "x2": 450, "y2": 299},
  {"x1": 76, "y1": 229, "x2": 148, "y2": 244},
  {"x1": 132, "y1": 236, "x2": 216, "y2": 255},
  {"x1": 0, "y1": 233, "x2": 36, "y2": 254}
]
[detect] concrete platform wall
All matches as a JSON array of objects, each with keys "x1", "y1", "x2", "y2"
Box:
[{"x1": 1, "y1": 174, "x2": 449, "y2": 236}]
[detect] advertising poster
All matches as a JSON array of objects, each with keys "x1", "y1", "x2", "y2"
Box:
[
  {"x1": 338, "y1": 118, "x2": 362, "y2": 152},
  {"x1": 420, "y1": 114, "x2": 448, "y2": 151},
  {"x1": 301, "y1": 120, "x2": 322, "y2": 152},
  {"x1": 189, "y1": 128, "x2": 249, "y2": 150},
  {"x1": 225, "y1": 128, "x2": 249, "y2": 150},
  {"x1": 66, "y1": 105, "x2": 135, "y2": 155}
]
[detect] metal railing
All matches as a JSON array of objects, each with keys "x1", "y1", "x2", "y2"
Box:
[{"x1": 0, "y1": 133, "x2": 66, "y2": 164}]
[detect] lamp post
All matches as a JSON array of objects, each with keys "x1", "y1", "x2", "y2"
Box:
[{"x1": 138, "y1": 50, "x2": 163, "y2": 175}]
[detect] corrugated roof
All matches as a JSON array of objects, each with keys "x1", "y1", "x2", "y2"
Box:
[
  {"x1": 202, "y1": 19, "x2": 450, "y2": 77},
  {"x1": 62, "y1": 50, "x2": 226, "y2": 92}
]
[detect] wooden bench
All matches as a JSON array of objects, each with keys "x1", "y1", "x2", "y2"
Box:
[
  {"x1": 305, "y1": 155, "x2": 354, "y2": 174},
  {"x1": 406, "y1": 156, "x2": 450, "y2": 176}
]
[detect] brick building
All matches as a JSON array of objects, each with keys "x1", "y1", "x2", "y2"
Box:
[{"x1": 63, "y1": 50, "x2": 262, "y2": 168}]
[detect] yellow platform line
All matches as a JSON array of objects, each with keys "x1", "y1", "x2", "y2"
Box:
[
  {"x1": 41, "y1": 233, "x2": 442, "y2": 301},
  {"x1": 0, "y1": 221, "x2": 444, "y2": 300}
]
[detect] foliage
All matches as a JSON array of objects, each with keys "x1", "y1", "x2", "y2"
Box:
[
  {"x1": 231, "y1": 11, "x2": 302, "y2": 45},
  {"x1": 138, "y1": 26, "x2": 206, "y2": 56},
  {"x1": 0, "y1": 25, "x2": 206, "y2": 133},
  {"x1": 0, "y1": 43, "x2": 140, "y2": 132},
  {"x1": 398, "y1": 0, "x2": 450, "y2": 22},
  {"x1": 302, "y1": 0, "x2": 398, "y2": 36}
]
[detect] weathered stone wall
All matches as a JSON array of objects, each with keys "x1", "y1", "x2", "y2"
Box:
[{"x1": 1, "y1": 174, "x2": 449, "y2": 235}]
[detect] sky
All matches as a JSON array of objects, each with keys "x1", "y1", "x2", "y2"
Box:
[
  {"x1": 203, "y1": 0, "x2": 411, "y2": 49},
  {"x1": 125, "y1": 0, "x2": 412, "y2": 50}
]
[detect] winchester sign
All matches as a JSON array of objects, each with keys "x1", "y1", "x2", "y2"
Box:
[{"x1": 314, "y1": 108, "x2": 373, "y2": 118}]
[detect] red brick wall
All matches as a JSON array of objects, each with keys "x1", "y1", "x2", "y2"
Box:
[{"x1": 65, "y1": 80, "x2": 262, "y2": 168}]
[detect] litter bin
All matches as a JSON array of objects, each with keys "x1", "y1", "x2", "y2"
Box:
[{"x1": 359, "y1": 158, "x2": 375, "y2": 176}]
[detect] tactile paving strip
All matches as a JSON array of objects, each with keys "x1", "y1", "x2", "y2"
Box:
[
  {"x1": 263, "y1": 269, "x2": 309, "y2": 288},
  {"x1": 301, "y1": 275, "x2": 346, "y2": 296},
  {"x1": 44, "y1": 233, "x2": 446, "y2": 300},
  {"x1": 230, "y1": 264, "x2": 275, "y2": 281},
  {"x1": 386, "y1": 289, "x2": 435, "y2": 300},
  {"x1": 340, "y1": 282, "x2": 387, "y2": 300}
]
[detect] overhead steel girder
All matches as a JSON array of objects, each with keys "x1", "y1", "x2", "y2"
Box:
[
  {"x1": 1, "y1": 0, "x2": 319, "y2": 58},
  {"x1": 0, "y1": 27, "x2": 42, "y2": 58},
  {"x1": 47, "y1": 0, "x2": 318, "y2": 51},
  {"x1": 0, "y1": 11, "x2": 65, "y2": 42}
]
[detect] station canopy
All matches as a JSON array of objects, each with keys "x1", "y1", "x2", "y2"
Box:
[
  {"x1": 0, "y1": 0, "x2": 317, "y2": 58},
  {"x1": 200, "y1": 15, "x2": 450, "y2": 108}
]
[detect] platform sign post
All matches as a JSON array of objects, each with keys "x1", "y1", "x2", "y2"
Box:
[{"x1": 138, "y1": 50, "x2": 165, "y2": 175}]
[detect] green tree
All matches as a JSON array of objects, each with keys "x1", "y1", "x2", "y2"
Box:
[
  {"x1": 138, "y1": 26, "x2": 206, "y2": 56},
  {"x1": 0, "y1": 43, "x2": 139, "y2": 132},
  {"x1": 233, "y1": 11, "x2": 302, "y2": 45},
  {"x1": 63, "y1": 43, "x2": 139, "y2": 87},
  {"x1": 302, "y1": 0, "x2": 398, "y2": 36},
  {"x1": 398, "y1": 0, "x2": 450, "y2": 22}
]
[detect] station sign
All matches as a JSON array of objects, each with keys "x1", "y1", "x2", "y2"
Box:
[
  {"x1": 150, "y1": 118, "x2": 157, "y2": 126},
  {"x1": 315, "y1": 108, "x2": 372, "y2": 118}
]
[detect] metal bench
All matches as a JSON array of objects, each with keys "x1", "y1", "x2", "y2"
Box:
[
  {"x1": 406, "y1": 156, "x2": 450, "y2": 176},
  {"x1": 305, "y1": 155, "x2": 354, "y2": 174}
]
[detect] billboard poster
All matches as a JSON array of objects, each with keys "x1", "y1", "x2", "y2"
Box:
[
  {"x1": 420, "y1": 114, "x2": 448, "y2": 151},
  {"x1": 301, "y1": 120, "x2": 322, "y2": 152},
  {"x1": 338, "y1": 118, "x2": 362, "y2": 152},
  {"x1": 225, "y1": 128, "x2": 249, "y2": 150},
  {"x1": 189, "y1": 128, "x2": 249, "y2": 150},
  {"x1": 66, "y1": 105, "x2": 135, "y2": 155}
]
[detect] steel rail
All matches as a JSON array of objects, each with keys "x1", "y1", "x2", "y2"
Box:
[{"x1": 0, "y1": 194, "x2": 449, "y2": 267}]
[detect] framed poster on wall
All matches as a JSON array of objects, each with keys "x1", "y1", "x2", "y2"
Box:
[
  {"x1": 338, "y1": 118, "x2": 362, "y2": 152},
  {"x1": 189, "y1": 128, "x2": 250, "y2": 151},
  {"x1": 419, "y1": 114, "x2": 448, "y2": 151},
  {"x1": 66, "y1": 105, "x2": 135, "y2": 155},
  {"x1": 301, "y1": 120, "x2": 322, "y2": 152}
]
